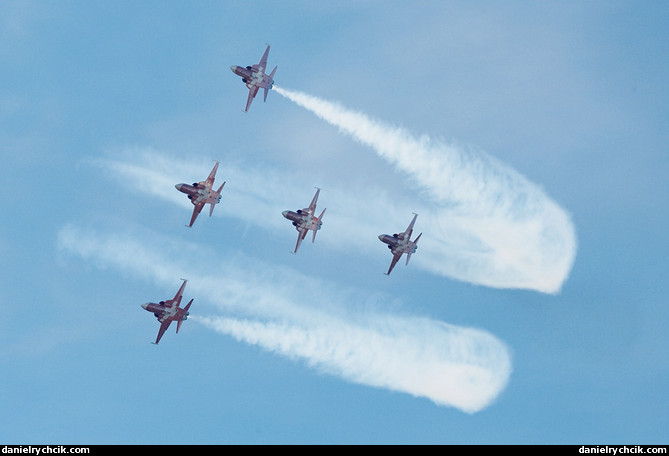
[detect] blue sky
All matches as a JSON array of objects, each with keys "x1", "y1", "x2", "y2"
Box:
[{"x1": 1, "y1": 0, "x2": 667, "y2": 444}]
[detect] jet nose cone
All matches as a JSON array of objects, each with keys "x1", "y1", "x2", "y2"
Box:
[
  {"x1": 378, "y1": 235, "x2": 385, "y2": 241},
  {"x1": 175, "y1": 184, "x2": 183, "y2": 191},
  {"x1": 281, "y1": 211, "x2": 289, "y2": 218},
  {"x1": 141, "y1": 303, "x2": 148, "y2": 310},
  {"x1": 230, "y1": 65, "x2": 237, "y2": 72}
]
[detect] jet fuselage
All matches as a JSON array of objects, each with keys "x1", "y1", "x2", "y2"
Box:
[
  {"x1": 378, "y1": 234, "x2": 418, "y2": 255},
  {"x1": 141, "y1": 301, "x2": 189, "y2": 322},
  {"x1": 230, "y1": 65, "x2": 274, "y2": 90},
  {"x1": 175, "y1": 183, "x2": 221, "y2": 206},
  {"x1": 282, "y1": 210, "x2": 322, "y2": 231}
]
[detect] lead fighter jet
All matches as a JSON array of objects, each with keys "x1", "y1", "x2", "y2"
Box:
[
  {"x1": 230, "y1": 44, "x2": 277, "y2": 112},
  {"x1": 141, "y1": 279, "x2": 193, "y2": 345},
  {"x1": 378, "y1": 213, "x2": 422, "y2": 275},
  {"x1": 282, "y1": 188, "x2": 326, "y2": 254},
  {"x1": 175, "y1": 161, "x2": 225, "y2": 227}
]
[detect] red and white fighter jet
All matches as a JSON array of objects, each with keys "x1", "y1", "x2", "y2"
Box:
[
  {"x1": 378, "y1": 213, "x2": 422, "y2": 275},
  {"x1": 230, "y1": 44, "x2": 277, "y2": 112},
  {"x1": 175, "y1": 161, "x2": 225, "y2": 227},
  {"x1": 282, "y1": 188, "x2": 326, "y2": 254},
  {"x1": 141, "y1": 279, "x2": 193, "y2": 345}
]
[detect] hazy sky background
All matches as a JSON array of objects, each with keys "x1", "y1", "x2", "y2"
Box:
[{"x1": 1, "y1": 0, "x2": 667, "y2": 444}]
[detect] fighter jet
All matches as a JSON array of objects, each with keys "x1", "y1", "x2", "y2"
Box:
[
  {"x1": 230, "y1": 44, "x2": 277, "y2": 112},
  {"x1": 282, "y1": 188, "x2": 326, "y2": 254},
  {"x1": 141, "y1": 279, "x2": 193, "y2": 345},
  {"x1": 378, "y1": 213, "x2": 422, "y2": 275},
  {"x1": 175, "y1": 161, "x2": 225, "y2": 227}
]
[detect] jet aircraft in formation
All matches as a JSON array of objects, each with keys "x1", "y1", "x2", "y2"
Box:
[
  {"x1": 230, "y1": 44, "x2": 277, "y2": 112},
  {"x1": 141, "y1": 279, "x2": 193, "y2": 345},
  {"x1": 282, "y1": 188, "x2": 326, "y2": 254},
  {"x1": 378, "y1": 213, "x2": 422, "y2": 275},
  {"x1": 142, "y1": 46, "x2": 426, "y2": 344},
  {"x1": 175, "y1": 161, "x2": 226, "y2": 227}
]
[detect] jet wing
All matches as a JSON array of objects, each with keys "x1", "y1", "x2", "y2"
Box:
[
  {"x1": 205, "y1": 162, "x2": 219, "y2": 187},
  {"x1": 403, "y1": 213, "x2": 418, "y2": 239},
  {"x1": 188, "y1": 203, "x2": 205, "y2": 227},
  {"x1": 294, "y1": 227, "x2": 309, "y2": 253},
  {"x1": 258, "y1": 44, "x2": 270, "y2": 71},
  {"x1": 154, "y1": 319, "x2": 172, "y2": 345},
  {"x1": 386, "y1": 252, "x2": 403, "y2": 275},
  {"x1": 245, "y1": 86, "x2": 259, "y2": 112},
  {"x1": 307, "y1": 188, "x2": 320, "y2": 213},
  {"x1": 171, "y1": 279, "x2": 187, "y2": 307}
]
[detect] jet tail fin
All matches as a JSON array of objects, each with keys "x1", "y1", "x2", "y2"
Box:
[
  {"x1": 264, "y1": 66, "x2": 277, "y2": 102},
  {"x1": 312, "y1": 208, "x2": 326, "y2": 243},
  {"x1": 176, "y1": 299, "x2": 193, "y2": 334},
  {"x1": 208, "y1": 182, "x2": 225, "y2": 217},
  {"x1": 406, "y1": 233, "x2": 421, "y2": 265}
]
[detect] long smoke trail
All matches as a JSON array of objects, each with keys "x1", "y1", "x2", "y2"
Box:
[
  {"x1": 274, "y1": 86, "x2": 577, "y2": 294},
  {"x1": 57, "y1": 224, "x2": 512, "y2": 413}
]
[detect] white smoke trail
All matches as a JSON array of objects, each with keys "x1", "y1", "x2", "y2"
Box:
[
  {"x1": 274, "y1": 86, "x2": 577, "y2": 294},
  {"x1": 195, "y1": 314, "x2": 511, "y2": 414},
  {"x1": 57, "y1": 224, "x2": 512, "y2": 413}
]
